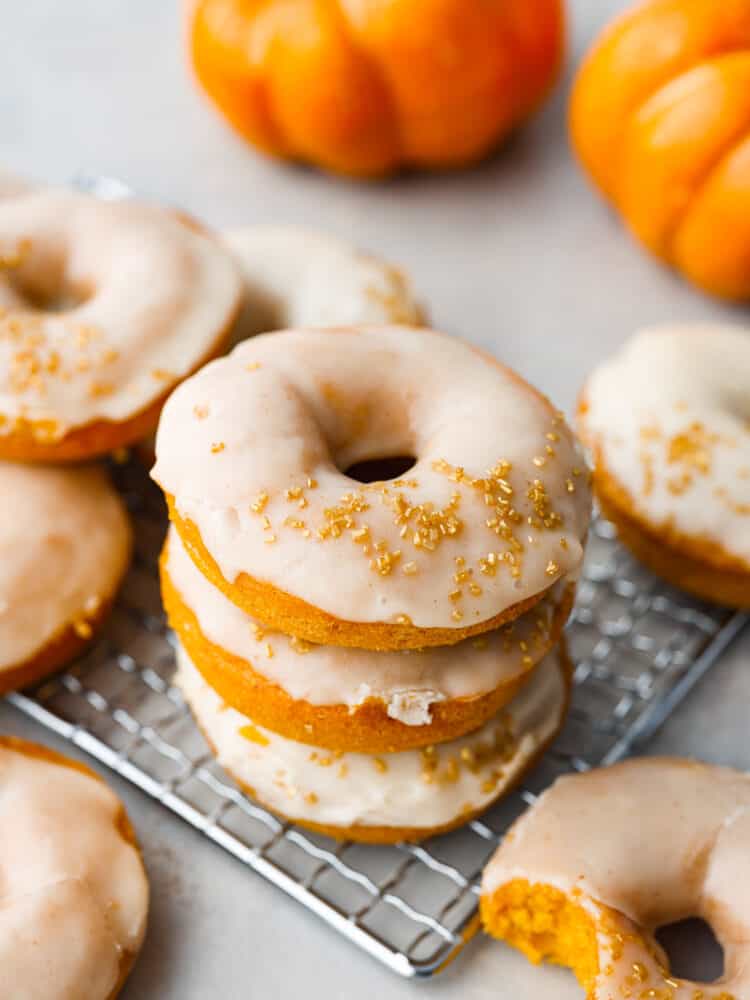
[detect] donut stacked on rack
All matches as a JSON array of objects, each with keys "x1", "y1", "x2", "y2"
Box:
[{"x1": 153, "y1": 325, "x2": 592, "y2": 843}]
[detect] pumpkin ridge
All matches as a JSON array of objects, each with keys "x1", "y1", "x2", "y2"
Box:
[
  {"x1": 324, "y1": 0, "x2": 404, "y2": 165},
  {"x1": 662, "y1": 52, "x2": 750, "y2": 259},
  {"x1": 575, "y1": 1, "x2": 750, "y2": 200}
]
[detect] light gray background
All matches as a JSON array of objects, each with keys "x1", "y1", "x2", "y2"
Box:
[{"x1": 2, "y1": 2, "x2": 748, "y2": 996}]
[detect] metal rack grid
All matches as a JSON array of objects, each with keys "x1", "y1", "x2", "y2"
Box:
[{"x1": 7, "y1": 458, "x2": 749, "y2": 979}]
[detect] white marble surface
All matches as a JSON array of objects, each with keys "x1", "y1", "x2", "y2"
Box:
[{"x1": 2, "y1": 1, "x2": 749, "y2": 996}]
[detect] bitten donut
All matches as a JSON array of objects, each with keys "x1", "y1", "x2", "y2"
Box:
[
  {"x1": 481, "y1": 757, "x2": 750, "y2": 1000},
  {"x1": 153, "y1": 326, "x2": 591, "y2": 650},
  {"x1": 0, "y1": 462, "x2": 132, "y2": 694},
  {"x1": 578, "y1": 324, "x2": 750, "y2": 607},
  {"x1": 175, "y1": 641, "x2": 571, "y2": 844},
  {"x1": 161, "y1": 526, "x2": 574, "y2": 752},
  {"x1": 0, "y1": 736, "x2": 148, "y2": 999},
  {"x1": 224, "y1": 225, "x2": 423, "y2": 343},
  {"x1": 0, "y1": 187, "x2": 242, "y2": 462}
]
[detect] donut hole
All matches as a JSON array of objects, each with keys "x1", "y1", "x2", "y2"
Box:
[
  {"x1": 655, "y1": 918, "x2": 724, "y2": 984},
  {"x1": 8, "y1": 253, "x2": 94, "y2": 313},
  {"x1": 344, "y1": 455, "x2": 417, "y2": 484}
]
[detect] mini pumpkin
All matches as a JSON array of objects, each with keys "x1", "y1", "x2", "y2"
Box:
[
  {"x1": 571, "y1": 0, "x2": 750, "y2": 301},
  {"x1": 189, "y1": 0, "x2": 565, "y2": 177}
]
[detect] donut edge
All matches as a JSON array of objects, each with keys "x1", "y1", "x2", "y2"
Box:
[{"x1": 0, "y1": 735, "x2": 149, "y2": 998}]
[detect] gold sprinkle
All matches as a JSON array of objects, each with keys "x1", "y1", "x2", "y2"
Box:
[
  {"x1": 264, "y1": 534, "x2": 277, "y2": 544},
  {"x1": 290, "y1": 636, "x2": 313, "y2": 654},
  {"x1": 451, "y1": 608, "x2": 464, "y2": 622},
  {"x1": 239, "y1": 724, "x2": 269, "y2": 746},
  {"x1": 210, "y1": 442, "x2": 225, "y2": 454},
  {"x1": 265, "y1": 643, "x2": 274, "y2": 659},
  {"x1": 545, "y1": 560, "x2": 559, "y2": 577},
  {"x1": 402, "y1": 561, "x2": 418, "y2": 576},
  {"x1": 305, "y1": 792, "x2": 319, "y2": 805},
  {"x1": 250, "y1": 491, "x2": 269, "y2": 514},
  {"x1": 151, "y1": 367, "x2": 174, "y2": 381},
  {"x1": 373, "y1": 757, "x2": 388, "y2": 773},
  {"x1": 88, "y1": 380, "x2": 115, "y2": 398},
  {"x1": 73, "y1": 619, "x2": 93, "y2": 640},
  {"x1": 193, "y1": 404, "x2": 209, "y2": 420},
  {"x1": 245, "y1": 361, "x2": 261, "y2": 371}
]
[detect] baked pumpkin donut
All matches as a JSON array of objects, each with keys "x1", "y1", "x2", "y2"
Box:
[
  {"x1": 135, "y1": 224, "x2": 424, "y2": 468},
  {"x1": 0, "y1": 736, "x2": 149, "y2": 999},
  {"x1": 153, "y1": 326, "x2": 591, "y2": 650},
  {"x1": 0, "y1": 461, "x2": 132, "y2": 694},
  {"x1": 175, "y1": 640, "x2": 571, "y2": 844},
  {"x1": 578, "y1": 324, "x2": 750, "y2": 607},
  {"x1": 224, "y1": 225, "x2": 423, "y2": 342},
  {"x1": 481, "y1": 757, "x2": 750, "y2": 1000},
  {"x1": 0, "y1": 187, "x2": 242, "y2": 462},
  {"x1": 161, "y1": 525, "x2": 574, "y2": 752}
]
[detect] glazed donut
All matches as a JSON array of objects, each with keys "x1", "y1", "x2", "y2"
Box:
[
  {"x1": 223, "y1": 225, "x2": 423, "y2": 342},
  {"x1": 481, "y1": 757, "x2": 750, "y2": 1000},
  {"x1": 0, "y1": 736, "x2": 148, "y2": 999},
  {"x1": 134, "y1": 225, "x2": 423, "y2": 467},
  {"x1": 161, "y1": 525, "x2": 574, "y2": 752},
  {"x1": 0, "y1": 187, "x2": 242, "y2": 462},
  {"x1": 153, "y1": 326, "x2": 590, "y2": 650},
  {"x1": 0, "y1": 462, "x2": 131, "y2": 694},
  {"x1": 578, "y1": 324, "x2": 750, "y2": 607},
  {"x1": 175, "y1": 640, "x2": 571, "y2": 844}
]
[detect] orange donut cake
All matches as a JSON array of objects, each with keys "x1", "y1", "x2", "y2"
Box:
[
  {"x1": 175, "y1": 641, "x2": 572, "y2": 844},
  {"x1": 161, "y1": 525, "x2": 574, "y2": 752},
  {"x1": 0, "y1": 736, "x2": 149, "y2": 999},
  {"x1": 0, "y1": 186, "x2": 242, "y2": 462},
  {"x1": 481, "y1": 757, "x2": 750, "y2": 1000},
  {"x1": 0, "y1": 462, "x2": 131, "y2": 695},
  {"x1": 579, "y1": 324, "x2": 750, "y2": 606},
  {"x1": 153, "y1": 326, "x2": 591, "y2": 650}
]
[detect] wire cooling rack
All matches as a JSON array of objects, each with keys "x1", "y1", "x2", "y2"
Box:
[{"x1": 6, "y1": 459, "x2": 749, "y2": 978}]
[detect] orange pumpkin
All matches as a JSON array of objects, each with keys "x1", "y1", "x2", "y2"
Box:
[
  {"x1": 571, "y1": 0, "x2": 750, "y2": 301},
  {"x1": 189, "y1": 0, "x2": 565, "y2": 177}
]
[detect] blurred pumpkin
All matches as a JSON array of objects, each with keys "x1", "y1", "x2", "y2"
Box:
[
  {"x1": 571, "y1": 0, "x2": 750, "y2": 301},
  {"x1": 189, "y1": 0, "x2": 565, "y2": 177}
]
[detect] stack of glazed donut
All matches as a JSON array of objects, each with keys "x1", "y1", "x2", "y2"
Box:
[{"x1": 152, "y1": 324, "x2": 592, "y2": 843}]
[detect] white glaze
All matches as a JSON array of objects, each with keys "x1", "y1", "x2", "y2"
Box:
[
  {"x1": 580, "y1": 324, "x2": 750, "y2": 568},
  {"x1": 482, "y1": 757, "x2": 750, "y2": 1000},
  {"x1": 153, "y1": 326, "x2": 590, "y2": 628},
  {"x1": 0, "y1": 188, "x2": 242, "y2": 440},
  {"x1": 0, "y1": 740, "x2": 148, "y2": 1000},
  {"x1": 223, "y1": 225, "x2": 421, "y2": 344},
  {"x1": 0, "y1": 462, "x2": 131, "y2": 674},
  {"x1": 165, "y1": 525, "x2": 569, "y2": 723},
  {"x1": 174, "y1": 642, "x2": 568, "y2": 831}
]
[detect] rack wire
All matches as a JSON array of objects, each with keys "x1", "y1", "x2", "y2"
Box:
[{"x1": 7, "y1": 458, "x2": 748, "y2": 978}]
